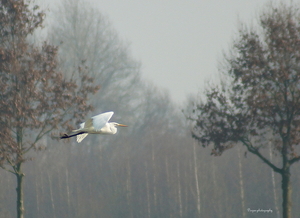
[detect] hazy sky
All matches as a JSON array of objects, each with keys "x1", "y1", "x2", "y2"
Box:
[
  {"x1": 46, "y1": 0, "x2": 291, "y2": 103},
  {"x1": 92, "y1": 0, "x2": 286, "y2": 103}
]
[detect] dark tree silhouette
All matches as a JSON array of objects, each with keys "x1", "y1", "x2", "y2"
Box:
[
  {"x1": 188, "y1": 3, "x2": 300, "y2": 218},
  {"x1": 0, "y1": 1, "x2": 99, "y2": 217}
]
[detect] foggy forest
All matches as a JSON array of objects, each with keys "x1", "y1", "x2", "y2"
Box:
[{"x1": 1, "y1": 0, "x2": 300, "y2": 218}]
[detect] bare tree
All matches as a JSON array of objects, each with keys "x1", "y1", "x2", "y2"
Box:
[
  {"x1": 47, "y1": 0, "x2": 141, "y2": 115},
  {"x1": 0, "y1": 1, "x2": 99, "y2": 217},
  {"x1": 188, "y1": 3, "x2": 300, "y2": 218}
]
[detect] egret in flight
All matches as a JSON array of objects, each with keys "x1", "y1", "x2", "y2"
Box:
[{"x1": 60, "y1": 111, "x2": 127, "y2": 143}]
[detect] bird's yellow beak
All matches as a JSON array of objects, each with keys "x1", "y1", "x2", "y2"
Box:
[{"x1": 118, "y1": 124, "x2": 128, "y2": 127}]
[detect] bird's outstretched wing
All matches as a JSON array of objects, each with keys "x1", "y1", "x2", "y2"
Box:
[
  {"x1": 76, "y1": 118, "x2": 93, "y2": 143},
  {"x1": 83, "y1": 118, "x2": 93, "y2": 128},
  {"x1": 78, "y1": 115, "x2": 100, "y2": 130},
  {"x1": 77, "y1": 133, "x2": 88, "y2": 143},
  {"x1": 74, "y1": 111, "x2": 114, "y2": 143},
  {"x1": 92, "y1": 111, "x2": 114, "y2": 131}
]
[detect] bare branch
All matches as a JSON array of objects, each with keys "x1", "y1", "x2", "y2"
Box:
[
  {"x1": 240, "y1": 138, "x2": 282, "y2": 174},
  {"x1": 289, "y1": 156, "x2": 300, "y2": 165}
]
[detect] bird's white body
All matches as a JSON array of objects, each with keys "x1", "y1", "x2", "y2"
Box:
[{"x1": 69, "y1": 111, "x2": 127, "y2": 143}]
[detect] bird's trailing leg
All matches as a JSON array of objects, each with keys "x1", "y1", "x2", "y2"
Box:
[{"x1": 60, "y1": 131, "x2": 86, "y2": 139}]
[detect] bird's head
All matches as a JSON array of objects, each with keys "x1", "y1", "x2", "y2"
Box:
[
  {"x1": 108, "y1": 122, "x2": 128, "y2": 134},
  {"x1": 114, "y1": 122, "x2": 128, "y2": 127}
]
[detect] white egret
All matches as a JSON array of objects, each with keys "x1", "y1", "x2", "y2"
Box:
[{"x1": 60, "y1": 111, "x2": 127, "y2": 143}]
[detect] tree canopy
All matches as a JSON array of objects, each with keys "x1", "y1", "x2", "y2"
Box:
[
  {"x1": 0, "y1": 1, "x2": 99, "y2": 217},
  {"x1": 188, "y1": 3, "x2": 300, "y2": 218}
]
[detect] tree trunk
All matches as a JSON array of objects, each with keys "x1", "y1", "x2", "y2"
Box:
[
  {"x1": 282, "y1": 168, "x2": 292, "y2": 218},
  {"x1": 192, "y1": 142, "x2": 201, "y2": 216},
  {"x1": 15, "y1": 126, "x2": 25, "y2": 218},
  {"x1": 65, "y1": 168, "x2": 71, "y2": 215},
  {"x1": 177, "y1": 161, "x2": 183, "y2": 218},
  {"x1": 16, "y1": 163, "x2": 25, "y2": 218},
  {"x1": 126, "y1": 159, "x2": 133, "y2": 218},
  {"x1": 35, "y1": 176, "x2": 40, "y2": 217},
  {"x1": 145, "y1": 162, "x2": 151, "y2": 218},
  {"x1": 150, "y1": 134, "x2": 157, "y2": 214},
  {"x1": 269, "y1": 145, "x2": 280, "y2": 218},
  {"x1": 48, "y1": 172, "x2": 56, "y2": 218},
  {"x1": 237, "y1": 147, "x2": 246, "y2": 218}
]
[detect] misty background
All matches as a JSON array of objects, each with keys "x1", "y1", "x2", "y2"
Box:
[{"x1": 41, "y1": 0, "x2": 283, "y2": 103}]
